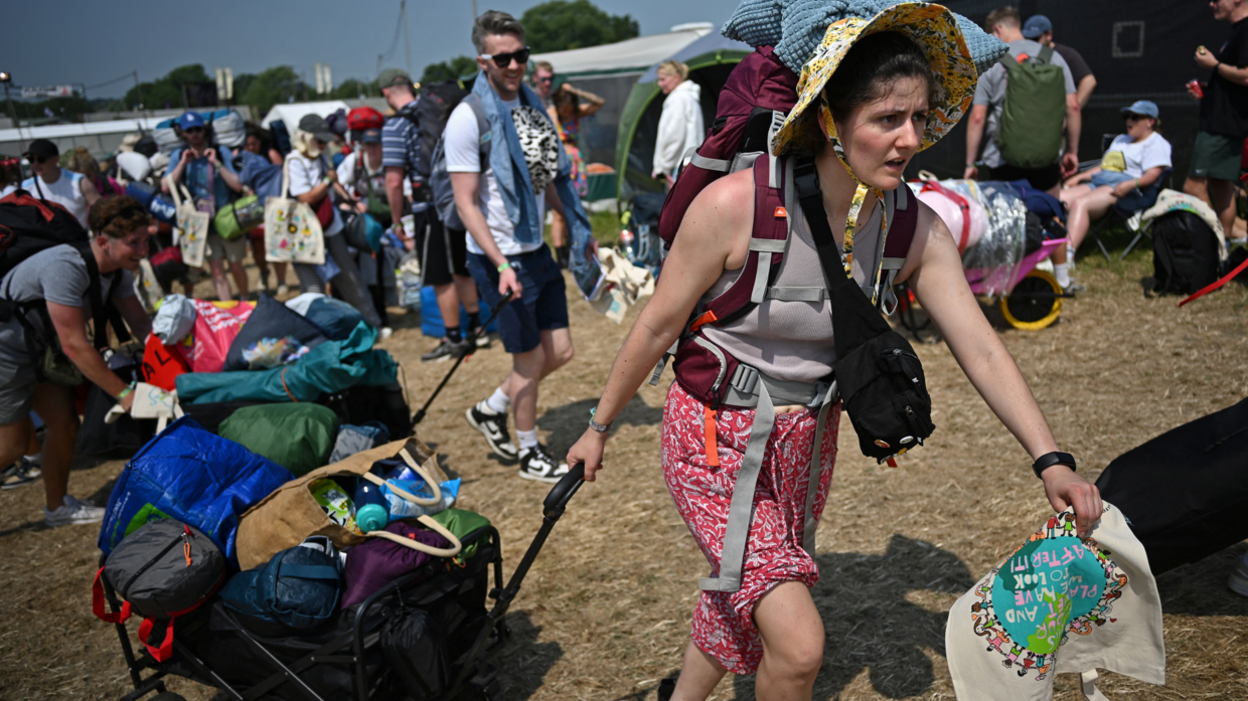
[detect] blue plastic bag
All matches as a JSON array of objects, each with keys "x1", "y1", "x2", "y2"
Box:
[{"x1": 98, "y1": 417, "x2": 294, "y2": 567}]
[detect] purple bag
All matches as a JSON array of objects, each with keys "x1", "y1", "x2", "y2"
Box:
[{"x1": 340, "y1": 521, "x2": 451, "y2": 609}]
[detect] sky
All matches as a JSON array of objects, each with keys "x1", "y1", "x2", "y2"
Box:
[{"x1": 2, "y1": 0, "x2": 743, "y2": 100}]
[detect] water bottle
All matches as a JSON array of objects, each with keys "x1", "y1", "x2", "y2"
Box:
[{"x1": 353, "y1": 479, "x2": 390, "y2": 533}]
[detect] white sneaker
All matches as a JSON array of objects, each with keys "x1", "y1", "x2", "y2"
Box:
[
  {"x1": 379, "y1": 327, "x2": 394, "y2": 340},
  {"x1": 518, "y1": 444, "x2": 570, "y2": 483},
  {"x1": 44, "y1": 495, "x2": 105, "y2": 527}
]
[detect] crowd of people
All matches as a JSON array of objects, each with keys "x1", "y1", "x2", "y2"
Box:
[{"x1": 0, "y1": 3, "x2": 1246, "y2": 699}]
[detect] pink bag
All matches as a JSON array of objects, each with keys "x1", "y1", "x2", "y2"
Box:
[{"x1": 172, "y1": 300, "x2": 255, "y2": 373}]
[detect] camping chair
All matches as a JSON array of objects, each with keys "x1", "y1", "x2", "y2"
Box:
[{"x1": 1085, "y1": 167, "x2": 1173, "y2": 261}]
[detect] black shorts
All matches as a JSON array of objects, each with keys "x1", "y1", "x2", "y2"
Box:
[
  {"x1": 412, "y1": 209, "x2": 469, "y2": 286},
  {"x1": 988, "y1": 162, "x2": 1062, "y2": 192}
]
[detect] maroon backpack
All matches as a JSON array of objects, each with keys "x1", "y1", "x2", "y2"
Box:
[
  {"x1": 665, "y1": 154, "x2": 919, "y2": 408},
  {"x1": 657, "y1": 46, "x2": 799, "y2": 247}
]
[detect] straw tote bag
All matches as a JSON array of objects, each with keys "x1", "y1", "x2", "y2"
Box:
[{"x1": 235, "y1": 439, "x2": 460, "y2": 570}]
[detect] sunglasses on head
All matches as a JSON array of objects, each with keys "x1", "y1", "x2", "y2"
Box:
[{"x1": 481, "y1": 47, "x2": 531, "y2": 68}]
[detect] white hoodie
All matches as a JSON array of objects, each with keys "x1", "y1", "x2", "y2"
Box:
[{"x1": 652, "y1": 80, "x2": 705, "y2": 179}]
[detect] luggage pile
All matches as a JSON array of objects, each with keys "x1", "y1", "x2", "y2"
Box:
[{"x1": 93, "y1": 414, "x2": 587, "y2": 701}]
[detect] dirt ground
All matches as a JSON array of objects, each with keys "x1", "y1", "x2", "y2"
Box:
[{"x1": 1, "y1": 250, "x2": 1247, "y2": 701}]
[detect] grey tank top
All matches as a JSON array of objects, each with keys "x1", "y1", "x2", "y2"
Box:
[{"x1": 700, "y1": 159, "x2": 884, "y2": 384}]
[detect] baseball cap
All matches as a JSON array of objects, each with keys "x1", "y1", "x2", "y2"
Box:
[
  {"x1": 378, "y1": 68, "x2": 413, "y2": 89},
  {"x1": 177, "y1": 111, "x2": 206, "y2": 130},
  {"x1": 298, "y1": 113, "x2": 337, "y2": 143},
  {"x1": 24, "y1": 138, "x2": 59, "y2": 160},
  {"x1": 1022, "y1": 15, "x2": 1052, "y2": 40},
  {"x1": 359, "y1": 128, "x2": 382, "y2": 144},
  {"x1": 1120, "y1": 100, "x2": 1160, "y2": 120}
]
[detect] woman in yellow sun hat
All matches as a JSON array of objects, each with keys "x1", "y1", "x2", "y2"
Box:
[{"x1": 568, "y1": 4, "x2": 1103, "y2": 698}]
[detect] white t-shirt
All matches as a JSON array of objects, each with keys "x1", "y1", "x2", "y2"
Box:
[
  {"x1": 1101, "y1": 132, "x2": 1172, "y2": 179},
  {"x1": 21, "y1": 169, "x2": 90, "y2": 229},
  {"x1": 337, "y1": 151, "x2": 411, "y2": 202},
  {"x1": 287, "y1": 151, "x2": 343, "y2": 237},
  {"x1": 444, "y1": 97, "x2": 545, "y2": 256}
]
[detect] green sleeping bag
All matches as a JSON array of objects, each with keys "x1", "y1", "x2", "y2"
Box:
[{"x1": 219, "y1": 403, "x2": 340, "y2": 476}]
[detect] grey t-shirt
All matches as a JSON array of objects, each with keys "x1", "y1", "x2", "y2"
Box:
[
  {"x1": 0, "y1": 244, "x2": 135, "y2": 364},
  {"x1": 973, "y1": 39, "x2": 1077, "y2": 168}
]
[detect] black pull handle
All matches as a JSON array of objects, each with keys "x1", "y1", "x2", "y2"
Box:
[{"x1": 543, "y1": 463, "x2": 586, "y2": 518}]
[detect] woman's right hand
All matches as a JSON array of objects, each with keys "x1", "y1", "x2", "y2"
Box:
[{"x1": 567, "y1": 427, "x2": 608, "y2": 482}]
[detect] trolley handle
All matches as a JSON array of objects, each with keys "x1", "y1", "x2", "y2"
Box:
[{"x1": 543, "y1": 463, "x2": 585, "y2": 519}]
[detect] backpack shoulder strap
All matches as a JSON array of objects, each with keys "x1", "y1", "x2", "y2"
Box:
[
  {"x1": 876, "y1": 187, "x2": 920, "y2": 315},
  {"x1": 1038, "y1": 45, "x2": 1055, "y2": 65},
  {"x1": 461, "y1": 93, "x2": 492, "y2": 165}
]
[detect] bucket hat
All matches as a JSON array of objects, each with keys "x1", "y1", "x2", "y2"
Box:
[{"x1": 771, "y1": 2, "x2": 978, "y2": 158}]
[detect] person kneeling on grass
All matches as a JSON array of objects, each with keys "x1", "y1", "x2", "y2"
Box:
[
  {"x1": 0, "y1": 196, "x2": 152, "y2": 527},
  {"x1": 567, "y1": 6, "x2": 1102, "y2": 700}
]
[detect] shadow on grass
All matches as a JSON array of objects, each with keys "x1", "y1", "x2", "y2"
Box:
[
  {"x1": 729, "y1": 535, "x2": 974, "y2": 700},
  {"x1": 538, "y1": 395, "x2": 663, "y2": 456},
  {"x1": 1155, "y1": 543, "x2": 1248, "y2": 617},
  {"x1": 496, "y1": 610, "x2": 565, "y2": 700}
]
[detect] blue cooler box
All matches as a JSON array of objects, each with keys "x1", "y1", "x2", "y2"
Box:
[{"x1": 419, "y1": 286, "x2": 496, "y2": 338}]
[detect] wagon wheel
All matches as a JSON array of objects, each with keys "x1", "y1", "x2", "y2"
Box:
[
  {"x1": 894, "y1": 282, "x2": 942, "y2": 344},
  {"x1": 999, "y1": 270, "x2": 1063, "y2": 330}
]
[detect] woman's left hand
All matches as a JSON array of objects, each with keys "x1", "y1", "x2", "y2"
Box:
[
  {"x1": 1110, "y1": 179, "x2": 1137, "y2": 199},
  {"x1": 1040, "y1": 465, "x2": 1102, "y2": 537}
]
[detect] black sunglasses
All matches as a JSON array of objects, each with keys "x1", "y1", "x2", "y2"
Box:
[
  {"x1": 184, "y1": 126, "x2": 205, "y2": 134},
  {"x1": 31, "y1": 155, "x2": 55, "y2": 164},
  {"x1": 481, "y1": 47, "x2": 531, "y2": 68},
  {"x1": 536, "y1": 76, "x2": 553, "y2": 83}
]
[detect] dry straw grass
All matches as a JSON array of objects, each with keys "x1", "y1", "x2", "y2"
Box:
[{"x1": 1, "y1": 253, "x2": 1246, "y2": 700}]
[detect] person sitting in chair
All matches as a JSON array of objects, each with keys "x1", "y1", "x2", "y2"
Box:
[{"x1": 1057, "y1": 100, "x2": 1171, "y2": 289}]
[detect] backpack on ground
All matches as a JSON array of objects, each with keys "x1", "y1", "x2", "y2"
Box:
[
  {"x1": 996, "y1": 46, "x2": 1067, "y2": 169},
  {"x1": 657, "y1": 46, "x2": 799, "y2": 246},
  {"x1": 407, "y1": 81, "x2": 471, "y2": 182},
  {"x1": 1151, "y1": 210, "x2": 1221, "y2": 295},
  {"x1": 0, "y1": 191, "x2": 127, "y2": 364},
  {"x1": 219, "y1": 536, "x2": 344, "y2": 632},
  {"x1": 92, "y1": 518, "x2": 227, "y2": 662},
  {"x1": 429, "y1": 94, "x2": 491, "y2": 230},
  {"x1": 1095, "y1": 396, "x2": 1248, "y2": 575}
]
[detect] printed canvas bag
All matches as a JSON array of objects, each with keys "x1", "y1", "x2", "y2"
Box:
[
  {"x1": 169, "y1": 182, "x2": 209, "y2": 268},
  {"x1": 264, "y1": 159, "x2": 326, "y2": 265},
  {"x1": 945, "y1": 503, "x2": 1165, "y2": 701}
]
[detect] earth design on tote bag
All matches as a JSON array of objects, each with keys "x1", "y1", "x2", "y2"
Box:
[{"x1": 968, "y1": 512, "x2": 1128, "y2": 682}]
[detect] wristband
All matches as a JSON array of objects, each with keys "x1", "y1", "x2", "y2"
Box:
[
  {"x1": 497, "y1": 262, "x2": 512, "y2": 273},
  {"x1": 117, "y1": 385, "x2": 134, "y2": 401},
  {"x1": 588, "y1": 407, "x2": 611, "y2": 433},
  {"x1": 1032, "y1": 451, "x2": 1076, "y2": 479}
]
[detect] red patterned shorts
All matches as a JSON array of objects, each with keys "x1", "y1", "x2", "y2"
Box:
[{"x1": 662, "y1": 381, "x2": 840, "y2": 674}]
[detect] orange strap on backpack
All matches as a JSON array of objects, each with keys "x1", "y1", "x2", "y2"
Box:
[{"x1": 704, "y1": 405, "x2": 720, "y2": 468}]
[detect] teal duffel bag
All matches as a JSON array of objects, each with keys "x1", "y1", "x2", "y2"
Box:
[{"x1": 214, "y1": 194, "x2": 265, "y2": 240}]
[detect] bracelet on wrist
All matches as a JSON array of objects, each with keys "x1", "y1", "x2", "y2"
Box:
[
  {"x1": 117, "y1": 383, "x2": 135, "y2": 401},
  {"x1": 1032, "y1": 451, "x2": 1076, "y2": 479},
  {"x1": 497, "y1": 262, "x2": 512, "y2": 273},
  {"x1": 588, "y1": 407, "x2": 611, "y2": 433}
]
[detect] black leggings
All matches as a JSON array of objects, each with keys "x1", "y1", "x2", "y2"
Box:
[{"x1": 294, "y1": 234, "x2": 383, "y2": 329}]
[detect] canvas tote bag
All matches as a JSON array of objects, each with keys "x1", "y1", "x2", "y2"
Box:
[
  {"x1": 235, "y1": 438, "x2": 460, "y2": 569},
  {"x1": 169, "y1": 181, "x2": 209, "y2": 268},
  {"x1": 263, "y1": 159, "x2": 326, "y2": 265}
]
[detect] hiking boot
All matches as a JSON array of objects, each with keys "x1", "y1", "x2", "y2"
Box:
[
  {"x1": 421, "y1": 337, "x2": 473, "y2": 362},
  {"x1": 1229, "y1": 553, "x2": 1248, "y2": 597},
  {"x1": 44, "y1": 495, "x2": 105, "y2": 527},
  {"x1": 1, "y1": 457, "x2": 42, "y2": 490},
  {"x1": 518, "y1": 443, "x2": 569, "y2": 483},
  {"x1": 465, "y1": 405, "x2": 519, "y2": 461}
]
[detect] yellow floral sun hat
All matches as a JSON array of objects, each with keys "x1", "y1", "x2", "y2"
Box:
[{"x1": 770, "y1": 2, "x2": 978, "y2": 157}]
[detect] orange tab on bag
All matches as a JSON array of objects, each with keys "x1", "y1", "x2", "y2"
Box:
[
  {"x1": 704, "y1": 405, "x2": 720, "y2": 467},
  {"x1": 689, "y1": 310, "x2": 718, "y2": 333},
  {"x1": 774, "y1": 206, "x2": 787, "y2": 219}
]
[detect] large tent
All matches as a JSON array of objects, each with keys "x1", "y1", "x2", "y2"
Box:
[
  {"x1": 529, "y1": 24, "x2": 714, "y2": 170},
  {"x1": 614, "y1": 32, "x2": 752, "y2": 201}
]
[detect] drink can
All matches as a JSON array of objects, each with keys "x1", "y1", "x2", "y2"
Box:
[{"x1": 1188, "y1": 79, "x2": 1204, "y2": 99}]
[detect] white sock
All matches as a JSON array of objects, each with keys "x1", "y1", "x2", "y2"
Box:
[
  {"x1": 517, "y1": 429, "x2": 539, "y2": 451},
  {"x1": 484, "y1": 387, "x2": 510, "y2": 415},
  {"x1": 1054, "y1": 263, "x2": 1071, "y2": 288}
]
